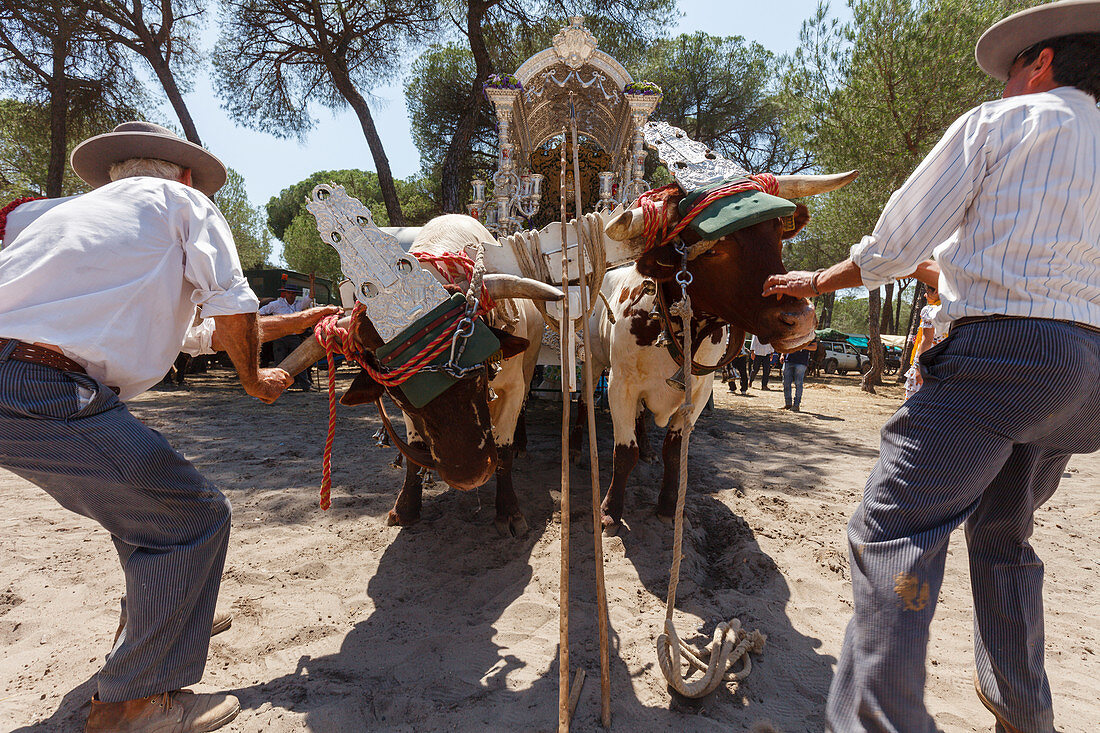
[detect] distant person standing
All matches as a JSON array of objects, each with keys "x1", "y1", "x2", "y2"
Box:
[
  {"x1": 904, "y1": 283, "x2": 949, "y2": 401},
  {"x1": 780, "y1": 338, "x2": 816, "y2": 412},
  {"x1": 726, "y1": 340, "x2": 750, "y2": 395},
  {"x1": 749, "y1": 334, "x2": 774, "y2": 390},
  {"x1": 259, "y1": 285, "x2": 315, "y2": 391}
]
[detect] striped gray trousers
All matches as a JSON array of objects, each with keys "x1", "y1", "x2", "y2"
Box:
[
  {"x1": 0, "y1": 343, "x2": 231, "y2": 703},
  {"x1": 826, "y1": 319, "x2": 1100, "y2": 732}
]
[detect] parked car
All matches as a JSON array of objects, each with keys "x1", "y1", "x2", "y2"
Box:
[{"x1": 820, "y1": 340, "x2": 871, "y2": 375}]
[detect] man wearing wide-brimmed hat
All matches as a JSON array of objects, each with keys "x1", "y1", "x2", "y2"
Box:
[
  {"x1": 259, "y1": 283, "x2": 317, "y2": 391},
  {"x1": 763, "y1": 2, "x2": 1100, "y2": 731},
  {"x1": 0, "y1": 122, "x2": 293, "y2": 731}
]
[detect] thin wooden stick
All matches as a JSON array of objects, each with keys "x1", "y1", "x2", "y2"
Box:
[
  {"x1": 569, "y1": 96, "x2": 612, "y2": 728},
  {"x1": 558, "y1": 125, "x2": 572, "y2": 733},
  {"x1": 568, "y1": 667, "x2": 587, "y2": 718}
]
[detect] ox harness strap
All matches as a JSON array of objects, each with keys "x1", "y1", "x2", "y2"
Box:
[{"x1": 653, "y1": 283, "x2": 741, "y2": 377}]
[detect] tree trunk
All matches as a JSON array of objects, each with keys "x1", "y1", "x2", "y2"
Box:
[
  {"x1": 440, "y1": 1, "x2": 492, "y2": 213},
  {"x1": 47, "y1": 33, "x2": 68, "y2": 198},
  {"x1": 818, "y1": 291, "x2": 836, "y2": 329},
  {"x1": 880, "y1": 282, "x2": 894, "y2": 333},
  {"x1": 861, "y1": 288, "x2": 883, "y2": 394},
  {"x1": 336, "y1": 78, "x2": 405, "y2": 226},
  {"x1": 894, "y1": 279, "x2": 907, "y2": 334},
  {"x1": 148, "y1": 50, "x2": 201, "y2": 145},
  {"x1": 897, "y1": 283, "x2": 926, "y2": 383}
]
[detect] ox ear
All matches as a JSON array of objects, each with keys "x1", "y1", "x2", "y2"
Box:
[
  {"x1": 635, "y1": 244, "x2": 681, "y2": 282},
  {"x1": 781, "y1": 204, "x2": 811, "y2": 240},
  {"x1": 486, "y1": 326, "x2": 530, "y2": 359},
  {"x1": 340, "y1": 369, "x2": 385, "y2": 406}
]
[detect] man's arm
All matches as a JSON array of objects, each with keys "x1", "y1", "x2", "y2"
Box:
[
  {"x1": 212, "y1": 313, "x2": 292, "y2": 403},
  {"x1": 210, "y1": 305, "x2": 342, "y2": 351}
]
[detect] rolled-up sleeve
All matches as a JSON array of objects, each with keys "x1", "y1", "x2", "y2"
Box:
[
  {"x1": 172, "y1": 187, "x2": 259, "y2": 316},
  {"x1": 180, "y1": 318, "x2": 217, "y2": 355},
  {"x1": 850, "y1": 104, "x2": 992, "y2": 289}
]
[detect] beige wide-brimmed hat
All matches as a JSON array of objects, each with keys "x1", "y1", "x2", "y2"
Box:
[
  {"x1": 976, "y1": 0, "x2": 1100, "y2": 81},
  {"x1": 70, "y1": 121, "x2": 227, "y2": 196}
]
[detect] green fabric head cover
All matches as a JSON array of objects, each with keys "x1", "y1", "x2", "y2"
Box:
[{"x1": 678, "y1": 179, "x2": 796, "y2": 240}]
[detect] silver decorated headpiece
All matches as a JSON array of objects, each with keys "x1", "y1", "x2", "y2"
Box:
[
  {"x1": 307, "y1": 184, "x2": 449, "y2": 343},
  {"x1": 643, "y1": 121, "x2": 750, "y2": 193}
]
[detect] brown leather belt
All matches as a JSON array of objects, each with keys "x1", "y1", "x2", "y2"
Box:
[
  {"x1": 0, "y1": 338, "x2": 121, "y2": 394},
  {"x1": 953, "y1": 315, "x2": 1100, "y2": 336}
]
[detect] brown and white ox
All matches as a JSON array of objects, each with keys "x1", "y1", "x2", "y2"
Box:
[
  {"x1": 385, "y1": 215, "x2": 553, "y2": 537},
  {"x1": 286, "y1": 225, "x2": 560, "y2": 538},
  {"x1": 582, "y1": 172, "x2": 857, "y2": 533}
]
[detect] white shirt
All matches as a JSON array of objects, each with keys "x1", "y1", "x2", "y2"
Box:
[
  {"x1": 750, "y1": 334, "x2": 774, "y2": 356},
  {"x1": 258, "y1": 296, "x2": 311, "y2": 316},
  {"x1": 850, "y1": 86, "x2": 1100, "y2": 330},
  {"x1": 0, "y1": 177, "x2": 258, "y2": 400}
]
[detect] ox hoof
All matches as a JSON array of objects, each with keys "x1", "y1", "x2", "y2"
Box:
[
  {"x1": 601, "y1": 516, "x2": 621, "y2": 537},
  {"x1": 387, "y1": 510, "x2": 419, "y2": 527},
  {"x1": 639, "y1": 451, "x2": 657, "y2": 464},
  {"x1": 513, "y1": 447, "x2": 527, "y2": 459},
  {"x1": 495, "y1": 513, "x2": 529, "y2": 538},
  {"x1": 655, "y1": 512, "x2": 689, "y2": 530}
]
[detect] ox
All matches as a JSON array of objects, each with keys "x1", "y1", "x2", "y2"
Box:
[
  {"x1": 581, "y1": 172, "x2": 857, "y2": 533},
  {"x1": 287, "y1": 230, "x2": 560, "y2": 537},
  {"x1": 387, "y1": 215, "x2": 552, "y2": 537}
]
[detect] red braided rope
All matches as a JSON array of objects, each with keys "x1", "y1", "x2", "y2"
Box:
[
  {"x1": 409, "y1": 250, "x2": 496, "y2": 314},
  {"x1": 0, "y1": 196, "x2": 44, "y2": 243},
  {"x1": 639, "y1": 174, "x2": 779, "y2": 252}
]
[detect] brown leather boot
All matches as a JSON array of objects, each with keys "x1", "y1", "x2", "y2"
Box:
[{"x1": 85, "y1": 690, "x2": 240, "y2": 732}]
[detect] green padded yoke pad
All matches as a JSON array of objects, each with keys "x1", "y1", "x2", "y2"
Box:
[
  {"x1": 678, "y1": 179, "x2": 796, "y2": 240},
  {"x1": 374, "y1": 292, "x2": 501, "y2": 408}
]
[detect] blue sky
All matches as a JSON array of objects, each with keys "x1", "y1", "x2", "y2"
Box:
[{"x1": 173, "y1": 0, "x2": 843, "y2": 256}]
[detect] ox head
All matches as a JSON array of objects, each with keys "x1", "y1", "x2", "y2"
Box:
[
  {"x1": 605, "y1": 171, "x2": 857, "y2": 351},
  {"x1": 283, "y1": 275, "x2": 560, "y2": 492}
]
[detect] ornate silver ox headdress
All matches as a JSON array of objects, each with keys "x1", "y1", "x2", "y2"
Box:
[
  {"x1": 643, "y1": 120, "x2": 752, "y2": 192},
  {"x1": 306, "y1": 184, "x2": 450, "y2": 344}
]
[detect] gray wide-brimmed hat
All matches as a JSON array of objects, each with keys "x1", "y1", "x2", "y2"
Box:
[
  {"x1": 70, "y1": 121, "x2": 227, "y2": 196},
  {"x1": 976, "y1": 0, "x2": 1100, "y2": 81}
]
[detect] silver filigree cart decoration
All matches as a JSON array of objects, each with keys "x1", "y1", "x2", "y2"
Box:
[
  {"x1": 470, "y1": 16, "x2": 662, "y2": 235},
  {"x1": 307, "y1": 184, "x2": 449, "y2": 343}
]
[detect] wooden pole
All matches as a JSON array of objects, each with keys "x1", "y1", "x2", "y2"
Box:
[
  {"x1": 569, "y1": 96, "x2": 612, "y2": 728},
  {"x1": 558, "y1": 126, "x2": 572, "y2": 733}
]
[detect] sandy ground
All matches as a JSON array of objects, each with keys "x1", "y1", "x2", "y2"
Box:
[{"x1": 1, "y1": 365, "x2": 1098, "y2": 733}]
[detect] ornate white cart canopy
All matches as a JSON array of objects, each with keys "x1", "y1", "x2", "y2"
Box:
[{"x1": 472, "y1": 17, "x2": 661, "y2": 234}]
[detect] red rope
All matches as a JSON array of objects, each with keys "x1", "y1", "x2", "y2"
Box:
[
  {"x1": 0, "y1": 196, "x2": 44, "y2": 243},
  {"x1": 408, "y1": 250, "x2": 495, "y2": 314},
  {"x1": 310, "y1": 294, "x2": 469, "y2": 509},
  {"x1": 639, "y1": 174, "x2": 778, "y2": 252}
]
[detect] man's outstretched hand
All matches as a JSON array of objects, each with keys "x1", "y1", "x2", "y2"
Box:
[{"x1": 763, "y1": 271, "x2": 819, "y2": 299}]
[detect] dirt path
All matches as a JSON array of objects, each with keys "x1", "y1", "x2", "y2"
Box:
[{"x1": 2, "y1": 368, "x2": 1097, "y2": 732}]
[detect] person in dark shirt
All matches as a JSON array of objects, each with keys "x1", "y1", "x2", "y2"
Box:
[{"x1": 780, "y1": 339, "x2": 816, "y2": 412}]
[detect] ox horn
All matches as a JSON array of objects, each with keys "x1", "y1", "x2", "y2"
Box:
[
  {"x1": 605, "y1": 206, "x2": 646, "y2": 242},
  {"x1": 276, "y1": 315, "x2": 351, "y2": 377},
  {"x1": 482, "y1": 274, "x2": 564, "y2": 302},
  {"x1": 773, "y1": 170, "x2": 859, "y2": 199}
]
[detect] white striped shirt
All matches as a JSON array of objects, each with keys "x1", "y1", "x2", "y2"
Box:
[{"x1": 850, "y1": 86, "x2": 1100, "y2": 329}]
